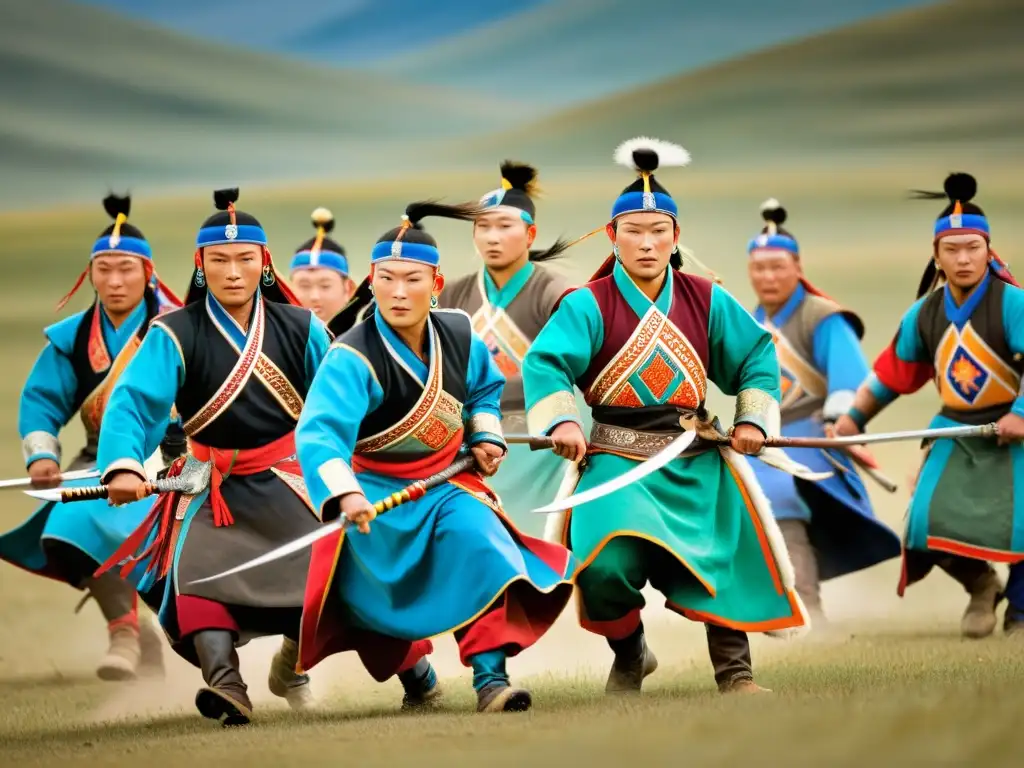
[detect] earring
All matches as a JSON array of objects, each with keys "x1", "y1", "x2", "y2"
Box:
[
  {"x1": 368, "y1": 284, "x2": 374, "y2": 295},
  {"x1": 430, "y1": 295, "x2": 439, "y2": 309},
  {"x1": 613, "y1": 244, "x2": 621, "y2": 261},
  {"x1": 262, "y1": 264, "x2": 276, "y2": 287},
  {"x1": 194, "y1": 267, "x2": 205, "y2": 287}
]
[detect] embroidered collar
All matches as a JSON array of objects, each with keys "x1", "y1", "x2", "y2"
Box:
[
  {"x1": 374, "y1": 309, "x2": 434, "y2": 386},
  {"x1": 207, "y1": 288, "x2": 260, "y2": 351}
]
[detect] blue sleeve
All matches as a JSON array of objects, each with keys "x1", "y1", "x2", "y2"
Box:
[
  {"x1": 707, "y1": 283, "x2": 780, "y2": 435},
  {"x1": 464, "y1": 332, "x2": 507, "y2": 450},
  {"x1": 892, "y1": 298, "x2": 929, "y2": 363},
  {"x1": 812, "y1": 313, "x2": 869, "y2": 420},
  {"x1": 304, "y1": 315, "x2": 333, "y2": 388},
  {"x1": 522, "y1": 287, "x2": 604, "y2": 434},
  {"x1": 97, "y1": 324, "x2": 183, "y2": 480},
  {"x1": 18, "y1": 343, "x2": 78, "y2": 464},
  {"x1": 295, "y1": 344, "x2": 384, "y2": 520},
  {"x1": 1003, "y1": 285, "x2": 1024, "y2": 419}
]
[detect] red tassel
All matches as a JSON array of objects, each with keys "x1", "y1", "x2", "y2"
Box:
[
  {"x1": 209, "y1": 467, "x2": 235, "y2": 527},
  {"x1": 990, "y1": 251, "x2": 1021, "y2": 288},
  {"x1": 56, "y1": 265, "x2": 91, "y2": 312}
]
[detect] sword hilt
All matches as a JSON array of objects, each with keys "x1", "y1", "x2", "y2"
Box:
[
  {"x1": 503, "y1": 434, "x2": 556, "y2": 451},
  {"x1": 58, "y1": 485, "x2": 110, "y2": 503}
]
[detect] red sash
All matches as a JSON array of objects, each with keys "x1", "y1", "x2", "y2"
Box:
[{"x1": 96, "y1": 432, "x2": 299, "y2": 581}]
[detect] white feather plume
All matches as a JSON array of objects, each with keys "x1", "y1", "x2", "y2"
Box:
[
  {"x1": 760, "y1": 197, "x2": 781, "y2": 212},
  {"x1": 613, "y1": 136, "x2": 691, "y2": 171}
]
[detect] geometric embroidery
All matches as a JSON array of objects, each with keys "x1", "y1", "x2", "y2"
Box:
[
  {"x1": 667, "y1": 378, "x2": 699, "y2": 409},
  {"x1": 610, "y1": 383, "x2": 644, "y2": 407},
  {"x1": 638, "y1": 351, "x2": 676, "y2": 400},
  {"x1": 946, "y1": 346, "x2": 988, "y2": 404},
  {"x1": 414, "y1": 415, "x2": 454, "y2": 451}
]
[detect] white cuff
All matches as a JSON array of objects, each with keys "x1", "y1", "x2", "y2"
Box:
[
  {"x1": 22, "y1": 431, "x2": 60, "y2": 467},
  {"x1": 102, "y1": 458, "x2": 147, "y2": 483},
  {"x1": 316, "y1": 458, "x2": 363, "y2": 522},
  {"x1": 822, "y1": 390, "x2": 856, "y2": 422}
]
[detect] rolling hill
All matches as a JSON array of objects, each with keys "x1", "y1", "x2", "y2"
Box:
[
  {"x1": 0, "y1": 0, "x2": 527, "y2": 208},
  {"x1": 454, "y1": 0, "x2": 1024, "y2": 167}
]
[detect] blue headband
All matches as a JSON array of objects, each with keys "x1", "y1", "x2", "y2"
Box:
[
  {"x1": 480, "y1": 189, "x2": 535, "y2": 224},
  {"x1": 934, "y1": 212, "x2": 990, "y2": 240},
  {"x1": 611, "y1": 191, "x2": 678, "y2": 220},
  {"x1": 91, "y1": 235, "x2": 152, "y2": 260},
  {"x1": 290, "y1": 249, "x2": 349, "y2": 275},
  {"x1": 196, "y1": 223, "x2": 267, "y2": 248},
  {"x1": 747, "y1": 233, "x2": 799, "y2": 256},
  {"x1": 370, "y1": 240, "x2": 440, "y2": 267}
]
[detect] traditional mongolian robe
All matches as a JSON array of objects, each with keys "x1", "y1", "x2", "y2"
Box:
[
  {"x1": 441, "y1": 262, "x2": 591, "y2": 535},
  {"x1": 868, "y1": 271, "x2": 1024, "y2": 593},
  {"x1": 296, "y1": 308, "x2": 575, "y2": 680},
  {"x1": 95, "y1": 291, "x2": 331, "y2": 663},
  {"x1": 0, "y1": 296, "x2": 183, "y2": 597},
  {"x1": 752, "y1": 282, "x2": 901, "y2": 580},
  {"x1": 522, "y1": 261, "x2": 806, "y2": 636}
]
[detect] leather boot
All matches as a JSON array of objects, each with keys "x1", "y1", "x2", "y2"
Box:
[
  {"x1": 267, "y1": 637, "x2": 313, "y2": 711},
  {"x1": 605, "y1": 632, "x2": 658, "y2": 694},
  {"x1": 193, "y1": 630, "x2": 252, "y2": 726},
  {"x1": 954, "y1": 566, "x2": 1003, "y2": 639},
  {"x1": 138, "y1": 615, "x2": 166, "y2": 678},
  {"x1": 84, "y1": 573, "x2": 141, "y2": 681},
  {"x1": 476, "y1": 685, "x2": 532, "y2": 713}
]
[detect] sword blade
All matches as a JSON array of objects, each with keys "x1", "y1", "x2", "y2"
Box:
[
  {"x1": 187, "y1": 520, "x2": 346, "y2": 586},
  {"x1": 765, "y1": 422, "x2": 996, "y2": 449},
  {"x1": 0, "y1": 469, "x2": 100, "y2": 491},
  {"x1": 531, "y1": 430, "x2": 696, "y2": 515}
]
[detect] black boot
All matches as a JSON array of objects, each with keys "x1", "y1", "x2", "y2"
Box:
[
  {"x1": 193, "y1": 630, "x2": 252, "y2": 726},
  {"x1": 605, "y1": 624, "x2": 658, "y2": 694}
]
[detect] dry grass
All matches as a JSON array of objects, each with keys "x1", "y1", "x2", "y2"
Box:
[{"x1": 1, "y1": 168, "x2": 1023, "y2": 765}]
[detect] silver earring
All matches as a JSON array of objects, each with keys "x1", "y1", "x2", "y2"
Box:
[
  {"x1": 194, "y1": 267, "x2": 205, "y2": 287},
  {"x1": 430, "y1": 295, "x2": 438, "y2": 309}
]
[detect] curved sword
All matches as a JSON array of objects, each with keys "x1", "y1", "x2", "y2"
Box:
[{"x1": 531, "y1": 430, "x2": 696, "y2": 515}]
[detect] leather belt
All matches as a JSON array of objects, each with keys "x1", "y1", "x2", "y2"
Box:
[{"x1": 589, "y1": 421, "x2": 716, "y2": 459}]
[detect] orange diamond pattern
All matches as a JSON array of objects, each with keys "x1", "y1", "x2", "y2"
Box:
[
  {"x1": 638, "y1": 352, "x2": 676, "y2": 401},
  {"x1": 667, "y1": 379, "x2": 699, "y2": 409},
  {"x1": 610, "y1": 383, "x2": 644, "y2": 407},
  {"x1": 415, "y1": 416, "x2": 453, "y2": 450}
]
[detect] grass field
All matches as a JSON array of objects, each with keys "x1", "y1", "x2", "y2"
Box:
[{"x1": 1, "y1": 161, "x2": 1023, "y2": 764}]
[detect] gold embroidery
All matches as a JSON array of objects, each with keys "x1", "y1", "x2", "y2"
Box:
[
  {"x1": 526, "y1": 390, "x2": 580, "y2": 434},
  {"x1": 736, "y1": 389, "x2": 775, "y2": 425},
  {"x1": 184, "y1": 299, "x2": 265, "y2": 436},
  {"x1": 254, "y1": 354, "x2": 304, "y2": 421},
  {"x1": 588, "y1": 306, "x2": 708, "y2": 408},
  {"x1": 356, "y1": 329, "x2": 464, "y2": 454},
  {"x1": 79, "y1": 334, "x2": 142, "y2": 438}
]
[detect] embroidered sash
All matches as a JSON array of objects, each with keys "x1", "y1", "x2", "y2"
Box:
[
  {"x1": 354, "y1": 320, "x2": 465, "y2": 457},
  {"x1": 469, "y1": 271, "x2": 533, "y2": 381},
  {"x1": 586, "y1": 305, "x2": 707, "y2": 409},
  {"x1": 184, "y1": 298, "x2": 268, "y2": 435},
  {"x1": 761, "y1": 318, "x2": 827, "y2": 412},
  {"x1": 195, "y1": 297, "x2": 305, "y2": 432}
]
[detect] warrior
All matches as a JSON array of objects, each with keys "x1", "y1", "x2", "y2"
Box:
[
  {"x1": 746, "y1": 199, "x2": 901, "y2": 624},
  {"x1": 521, "y1": 138, "x2": 807, "y2": 696},
  {"x1": 290, "y1": 207, "x2": 356, "y2": 325},
  {"x1": 95, "y1": 188, "x2": 332, "y2": 725},
  {"x1": 834, "y1": 172, "x2": 1024, "y2": 637},
  {"x1": 0, "y1": 194, "x2": 182, "y2": 681},
  {"x1": 295, "y1": 201, "x2": 576, "y2": 714},
  {"x1": 440, "y1": 161, "x2": 589, "y2": 535}
]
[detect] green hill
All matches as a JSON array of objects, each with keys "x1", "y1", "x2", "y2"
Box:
[
  {"x1": 454, "y1": 0, "x2": 1023, "y2": 168},
  {"x1": 376, "y1": 0, "x2": 937, "y2": 103},
  {"x1": 0, "y1": 0, "x2": 526, "y2": 208}
]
